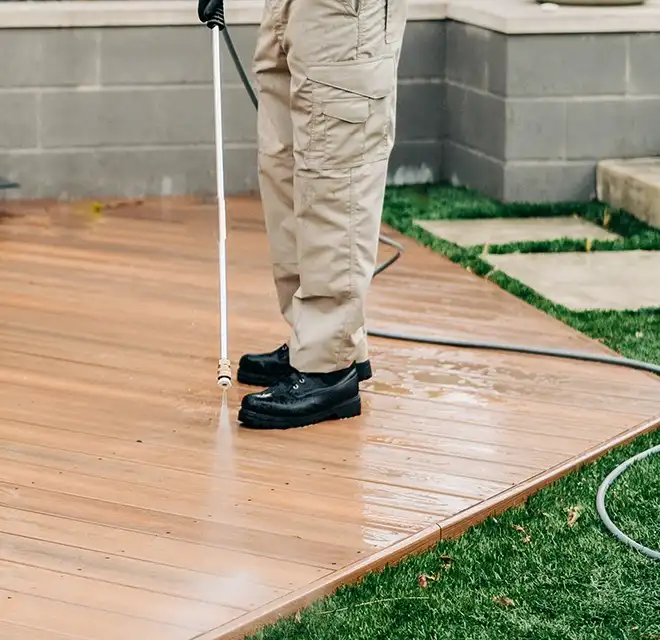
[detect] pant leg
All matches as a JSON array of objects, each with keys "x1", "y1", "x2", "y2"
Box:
[
  {"x1": 252, "y1": 1, "x2": 298, "y2": 327},
  {"x1": 280, "y1": 0, "x2": 407, "y2": 372}
]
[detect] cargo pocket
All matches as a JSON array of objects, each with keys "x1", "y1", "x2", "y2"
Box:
[
  {"x1": 305, "y1": 55, "x2": 395, "y2": 170},
  {"x1": 385, "y1": 0, "x2": 407, "y2": 44},
  {"x1": 321, "y1": 98, "x2": 369, "y2": 168}
]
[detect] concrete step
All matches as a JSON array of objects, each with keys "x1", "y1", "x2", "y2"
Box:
[{"x1": 597, "y1": 158, "x2": 660, "y2": 230}]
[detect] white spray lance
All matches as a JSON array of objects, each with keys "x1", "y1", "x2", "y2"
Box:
[{"x1": 208, "y1": 6, "x2": 232, "y2": 388}]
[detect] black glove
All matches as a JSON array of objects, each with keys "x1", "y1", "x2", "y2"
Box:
[{"x1": 198, "y1": 0, "x2": 225, "y2": 29}]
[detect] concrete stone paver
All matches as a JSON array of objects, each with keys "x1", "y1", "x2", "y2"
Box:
[
  {"x1": 414, "y1": 216, "x2": 618, "y2": 247},
  {"x1": 486, "y1": 250, "x2": 660, "y2": 311}
]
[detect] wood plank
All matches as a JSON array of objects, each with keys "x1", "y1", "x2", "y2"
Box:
[{"x1": 1, "y1": 195, "x2": 658, "y2": 640}]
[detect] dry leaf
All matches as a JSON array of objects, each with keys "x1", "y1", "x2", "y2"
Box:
[
  {"x1": 439, "y1": 555, "x2": 453, "y2": 567},
  {"x1": 513, "y1": 524, "x2": 531, "y2": 543},
  {"x1": 493, "y1": 596, "x2": 515, "y2": 608},
  {"x1": 418, "y1": 573, "x2": 440, "y2": 588},
  {"x1": 294, "y1": 611, "x2": 302, "y2": 624},
  {"x1": 585, "y1": 238, "x2": 593, "y2": 252},
  {"x1": 567, "y1": 505, "x2": 583, "y2": 528},
  {"x1": 603, "y1": 209, "x2": 611, "y2": 228}
]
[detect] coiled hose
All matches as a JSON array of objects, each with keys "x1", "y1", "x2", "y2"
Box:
[{"x1": 218, "y1": 23, "x2": 660, "y2": 559}]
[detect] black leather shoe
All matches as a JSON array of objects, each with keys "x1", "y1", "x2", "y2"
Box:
[
  {"x1": 238, "y1": 365, "x2": 361, "y2": 429},
  {"x1": 237, "y1": 343, "x2": 372, "y2": 387}
]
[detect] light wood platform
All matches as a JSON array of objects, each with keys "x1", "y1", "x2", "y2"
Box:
[{"x1": 1, "y1": 196, "x2": 659, "y2": 640}]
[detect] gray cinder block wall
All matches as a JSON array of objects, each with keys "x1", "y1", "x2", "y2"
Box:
[
  {"x1": 0, "y1": 21, "x2": 445, "y2": 200},
  {"x1": 2, "y1": 11, "x2": 660, "y2": 203},
  {"x1": 446, "y1": 22, "x2": 660, "y2": 202}
]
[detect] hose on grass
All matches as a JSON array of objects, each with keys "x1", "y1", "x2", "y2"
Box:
[
  {"x1": 221, "y1": 25, "x2": 660, "y2": 560},
  {"x1": 595, "y1": 444, "x2": 660, "y2": 560}
]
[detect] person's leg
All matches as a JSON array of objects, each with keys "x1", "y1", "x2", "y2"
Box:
[
  {"x1": 252, "y1": 0, "x2": 298, "y2": 325},
  {"x1": 286, "y1": 0, "x2": 406, "y2": 373},
  {"x1": 236, "y1": 0, "x2": 377, "y2": 387},
  {"x1": 236, "y1": 1, "x2": 299, "y2": 387},
  {"x1": 239, "y1": 0, "x2": 406, "y2": 429}
]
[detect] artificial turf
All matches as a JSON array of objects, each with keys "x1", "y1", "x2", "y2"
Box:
[{"x1": 248, "y1": 184, "x2": 660, "y2": 640}]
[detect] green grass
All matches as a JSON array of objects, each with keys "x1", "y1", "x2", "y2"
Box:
[{"x1": 249, "y1": 184, "x2": 660, "y2": 640}]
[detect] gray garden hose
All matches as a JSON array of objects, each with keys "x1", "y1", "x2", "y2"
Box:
[
  {"x1": 221, "y1": 25, "x2": 660, "y2": 559},
  {"x1": 596, "y1": 444, "x2": 660, "y2": 560}
]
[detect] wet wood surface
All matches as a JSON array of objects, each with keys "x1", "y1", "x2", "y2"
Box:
[{"x1": 1, "y1": 196, "x2": 659, "y2": 639}]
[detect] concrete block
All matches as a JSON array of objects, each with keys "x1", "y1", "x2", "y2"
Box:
[
  {"x1": 100, "y1": 25, "x2": 258, "y2": 87},
  {"x1": 0, "y1": 28, "x2": 98, "y2": 88},
  {"x1": 505, "y1": 99, "x2": 565, "y2": 161},
  {"x1": 445, "y1": 22, "x2": 506, "y2": 95},
  {"x1": 2, "y1": 146, "x2": 258, "y2": 199},
  {"x1": 40, "y1": 86, "x2": 256, "y2": 149},
  {"x1": 387, "y1": 140, "x2": 444, "y2": 185},
  {"x1": 504, "y1": 161, "x2": 596, "y2": 203},
  {"x1": 565, "y1": 99, "x2": 627, "y2": 160},
  {"x1": 597, "y1": 158, "x2": 660, "y2": 229},
  {"x1": 506, "y1": 34, "x2": 627, "y2": 97},
  {"x1": 628, "y1": 34, "x2": 660, "y2": 95},
  {"x1": 444, "y1": 141, "x2": 504, "y2": 201},
  {"x1": 396, "y1": 81, "x2": 445, "y2": 141},
  {"x1": 446, "y1": 83, "x2": 505, "y2": 160},
  {"x1": 0, "y1": 93, "x2": 38, "y2": 149},
  {"x1": 624, "y1": 98, "x2": 660, "y2": 158},
  {"x1": 0, "y1": 152, "x2": 36, "y2": 196},
  {"x1": 398, "y1": 21, "x2": 445, "y2": 80}
]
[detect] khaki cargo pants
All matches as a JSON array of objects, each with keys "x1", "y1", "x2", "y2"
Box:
[{"x1": 252, "y1": 0, "x2": 407, "y2": 373}]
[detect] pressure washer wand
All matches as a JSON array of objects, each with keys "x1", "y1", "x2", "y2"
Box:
[{"x1": 209, "y1": 5, "x2": 231, "y2": 388}]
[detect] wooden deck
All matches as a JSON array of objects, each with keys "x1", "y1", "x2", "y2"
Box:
[{"x1": 1, "y1": 196, "x2": 659, "y2": 640}]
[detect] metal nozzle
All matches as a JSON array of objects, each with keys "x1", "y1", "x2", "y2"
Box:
[{"x1": 217, "y1": 358, "x2": 232, "y2": 387}]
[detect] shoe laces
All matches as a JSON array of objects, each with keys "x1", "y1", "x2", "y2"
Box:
[{"x1": 269, "y1": 370, "x2": 305, "y2": 392}]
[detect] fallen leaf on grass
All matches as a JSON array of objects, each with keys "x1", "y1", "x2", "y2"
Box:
[
  {"x1": 566, "y1": 505, "x2": 583, "y2": 528},
  {"x1": 418, "y1": 573, "x2": 440, "y2": 588},
  {"x1": 439, "y1": 555, "x2": 453, "y2": 567},
  {"x1": 603, "y1": 209, "x2": 611, "y2": 228},
  {"x1": 493, "y1": 596, "x2": 515, "y2": 608},
  {"x1": 513, "y1": 524, "x2": 531, "y2": 543},
  {"x1": 294, "y1": 611, "x2": 302, "y2": 624},
  {"x1": 585, "y1": 238, "x2": 593, "y2": 252}
]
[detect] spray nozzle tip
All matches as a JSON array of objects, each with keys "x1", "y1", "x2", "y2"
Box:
[{"x1": 217, "y1": 359, "x2": 232, "y2": 387}]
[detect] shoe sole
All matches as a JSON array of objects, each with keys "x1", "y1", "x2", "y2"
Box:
[
  {"x1": 237, "y1": 360, "x2": 373, "y2": 387},
  {"x1": 238, "y1": 396, "x2": 361, "y2": 430}
]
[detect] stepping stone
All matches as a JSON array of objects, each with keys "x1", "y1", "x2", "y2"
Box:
[
  {"x1": 414, "y1": 216, "x2": 618, "y2": 248},
  {"x1": 486, "y1": 250, "x2": 660, "y2": 311},
  {"x1": 598, "y1": 157, "x2": 660, "y2": 230}
]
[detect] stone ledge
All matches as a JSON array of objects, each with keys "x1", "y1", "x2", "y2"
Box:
[
  {"x1": 447, "y1": 0, "x2": 660, "y2": 34},
  {"x1": 597, "y1": 158, "x2": 660, "y2": 230},
  {"x1": 0, "y1": 0, "x2": 447, "y2": 28},
  {"x1": 2, "y1": 0, "x2": 660, "y2": 33}
]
